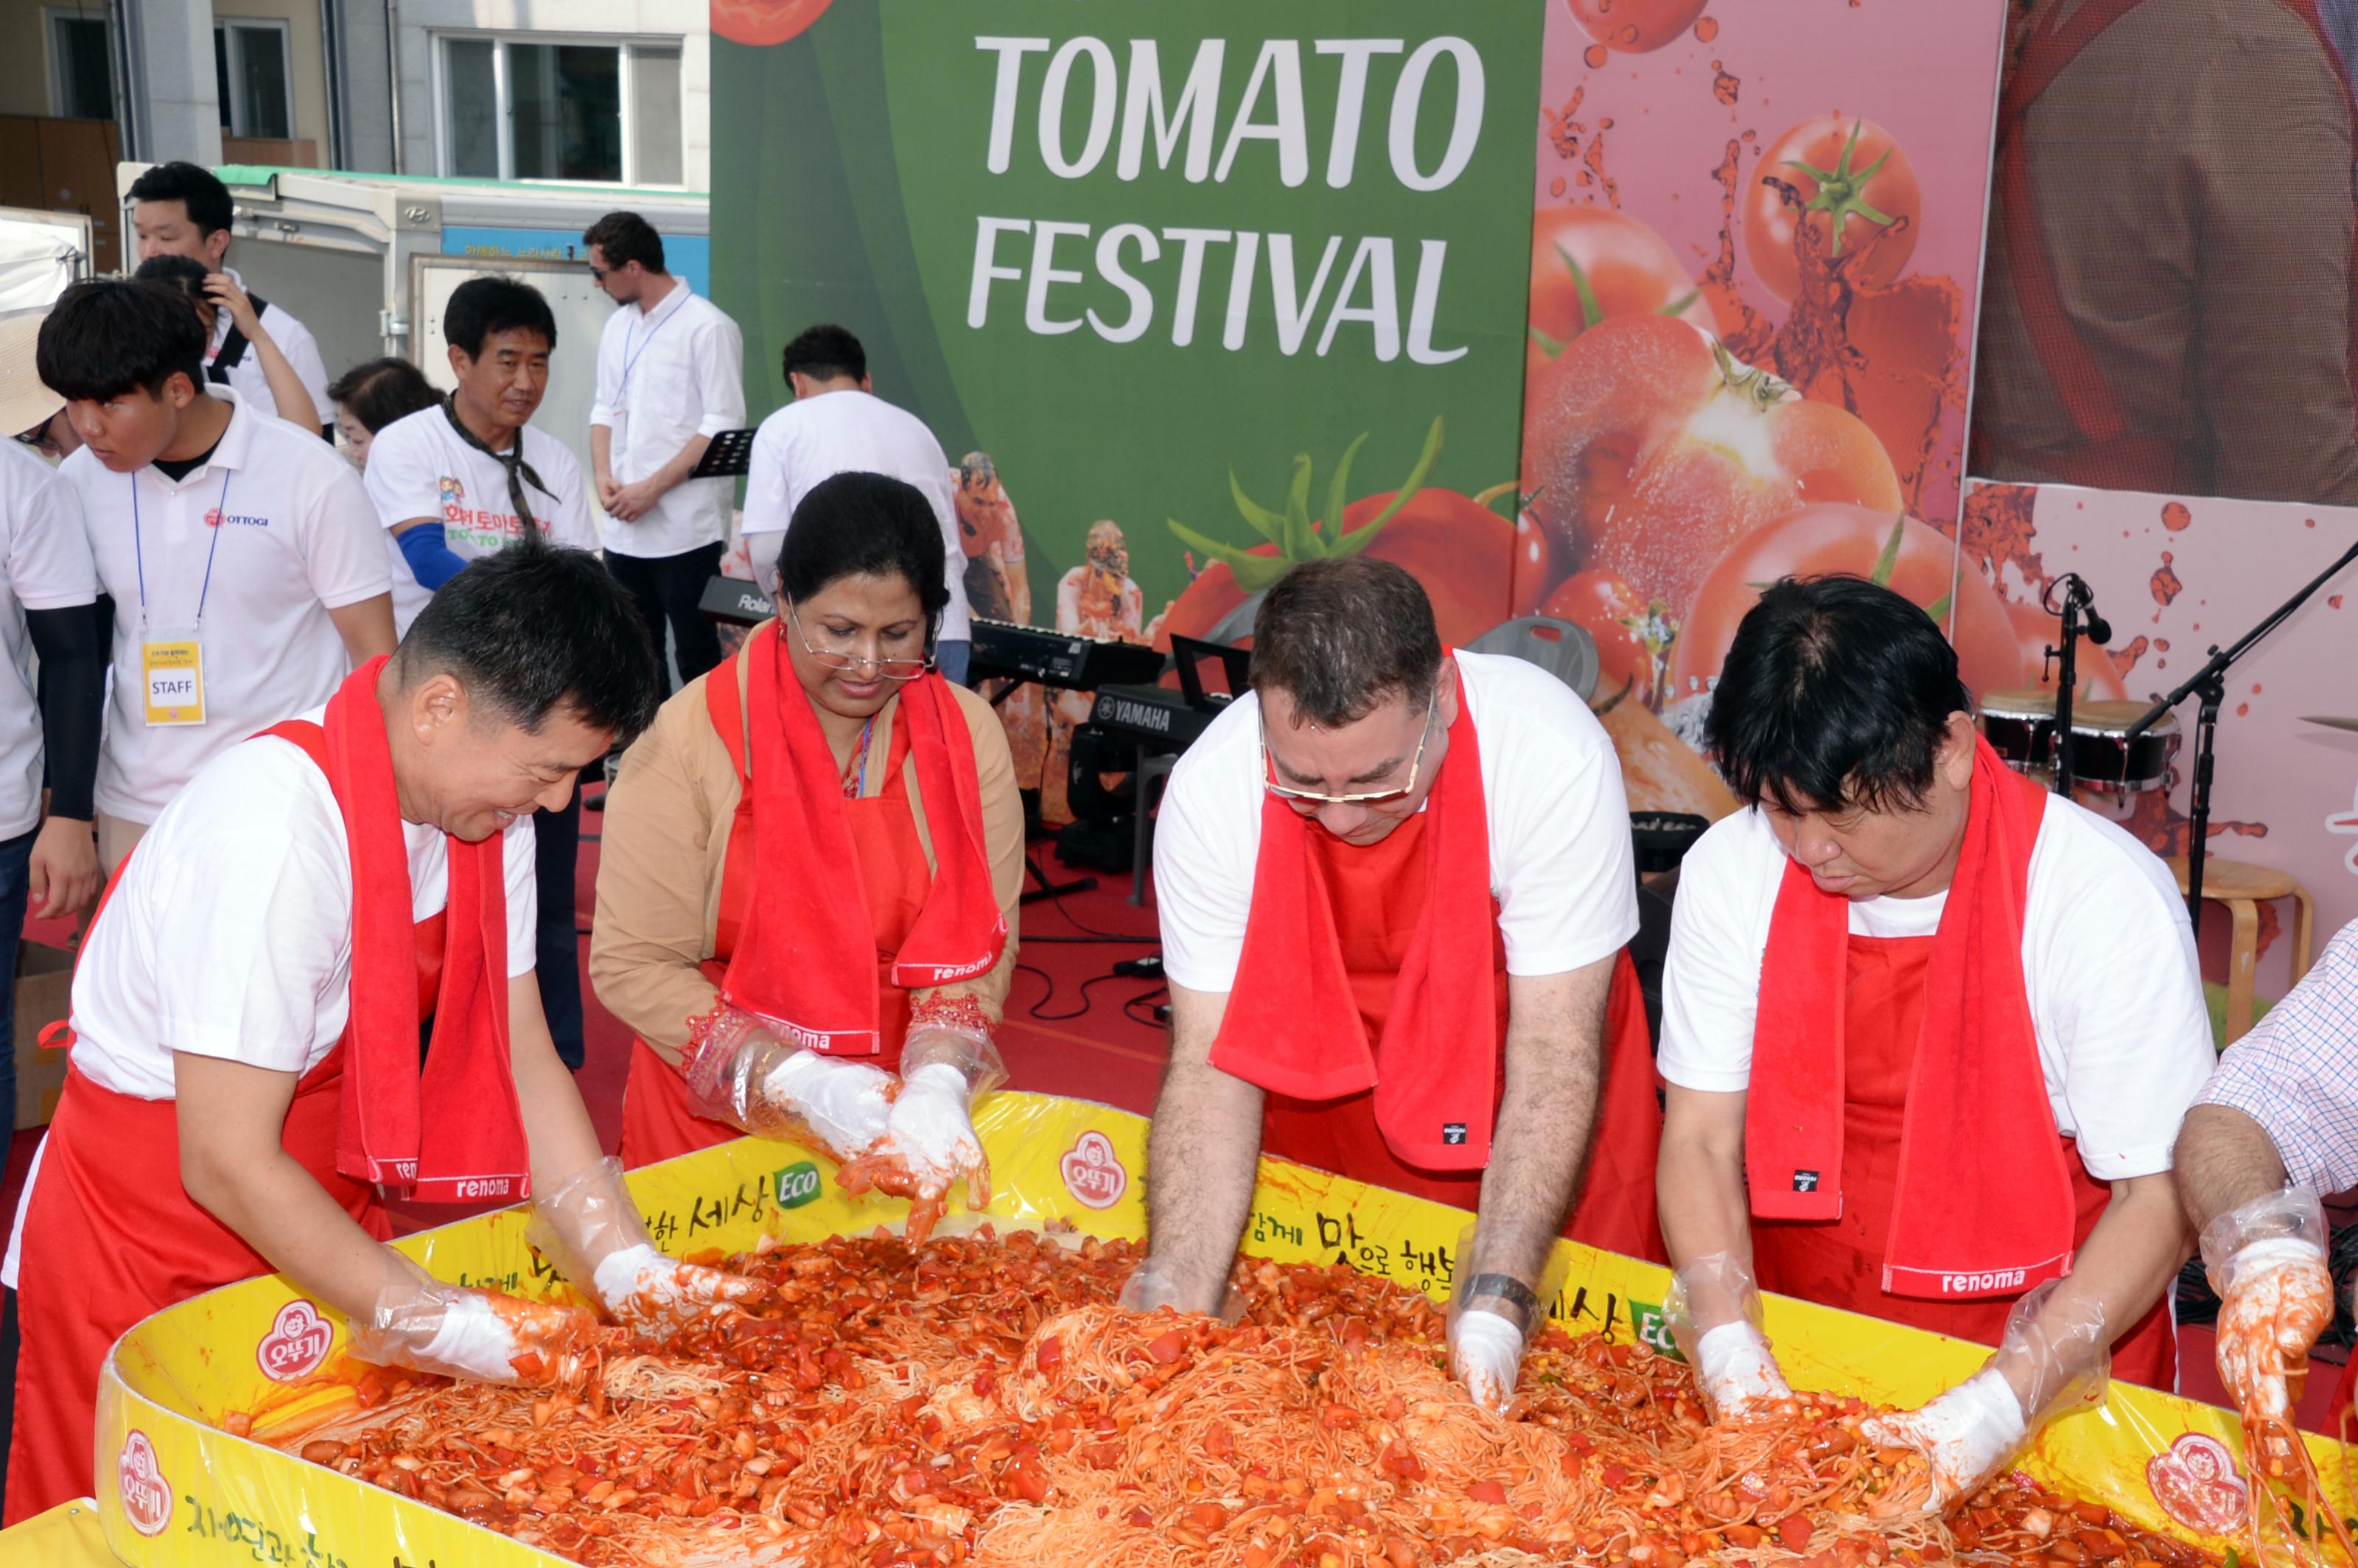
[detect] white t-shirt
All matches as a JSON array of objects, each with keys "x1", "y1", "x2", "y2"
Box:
[
  {"x1": 741, "y1": 390, "x2": 972, "y2": 642},
  {"x1": 1155, "y1": 650, "x2": 1640, "y2": 993},
  {"x1": 0, "y1": 442, "x2": 98, "y2": 837},
  {"x1": 1656, "y1": 797, "x2": 2214, "y2": 1180},
  {"x1": 590, "y1": 281, "x2": 745, "y2": 559},
  {"x1": 208, "y1": 268, "x2": 334, "y2": 428},
  {"x1": 363, "y1": 405, "x2": 598, "y2": 632},
  {"x1": 69, "y1": 708, "x2": 539, "y2": 1100},
  {"x1": 60, "y1": 388, "x2": 394, "y2": 825}
]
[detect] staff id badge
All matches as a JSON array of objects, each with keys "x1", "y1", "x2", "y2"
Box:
[{"x1": 141, "y1": 631, "x2": 206, "y2": 726}]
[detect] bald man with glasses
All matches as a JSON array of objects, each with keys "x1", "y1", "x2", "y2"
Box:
[{"x1": 1128, "y1": 556, "x2": 1662, "y2": 1410}]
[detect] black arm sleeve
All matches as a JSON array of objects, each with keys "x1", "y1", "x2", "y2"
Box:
[{"x1": 25, "y1": 603, "x2": 104, "y2": 822}]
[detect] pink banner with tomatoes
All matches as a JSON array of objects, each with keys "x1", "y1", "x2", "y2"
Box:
[{"x1": 1514, "y1": 0, "x2": 2011, "y2": 821}]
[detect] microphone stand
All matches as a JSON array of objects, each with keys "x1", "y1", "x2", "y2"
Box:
[
  {"x1": 2042, "y1": 574, "x2": 2107, "y2": 797},
  {"x1": 2117, "y1": 532, "x2": 2358, "y2": 939}
]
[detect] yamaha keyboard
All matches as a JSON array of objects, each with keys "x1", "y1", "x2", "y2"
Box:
[
  {"x1": 969, "y1": 617, "x2": 1165, "y2": 690},
  {"x1": 1085, "y1": 683, "x2": 1229, "y2": 751}
]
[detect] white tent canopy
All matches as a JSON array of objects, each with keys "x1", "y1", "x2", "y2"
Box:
[{"x1": 0, "y1": 211, "x2": 91, "y2": 315}]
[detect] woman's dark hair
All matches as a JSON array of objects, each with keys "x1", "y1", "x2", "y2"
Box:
[
  {"x1": 583, "y1": 211, "x2": 665, "y2": 273},
  {"x1": 126, "y1": 161, "x2": 234, "y2": 237},
  {"x1": 1250, "y1": 557, "x2": 1441, "y2": 729},
  {"x1": 1704, "y1": 574, "x2": 1975, "y2": 815},
  {"x1": 399, "y1": 533, "x2": 661, "y2": 745},
  {"x1": 328, "y1": 357, "x2": 439, "y2": 433},
  {"x1": 132, "y1": 253, "x2": 214, "y2": 318},
  {"x1": 444, "y1": 276, "x2": 557, "y2": 360},
  {"x1": 36, "y1": 279, "x2": 207, "y2": 403},
  {"x1": 781, "y1": 323, "x2": 866, "y2": 385},
  {"x1": 778, "y1": 472, "x2": 950, "y2": 626}
]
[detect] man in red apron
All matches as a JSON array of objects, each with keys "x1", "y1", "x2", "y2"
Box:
[
  {"x1": 4, "y1": 541, "x2": 756, "y2": 1524},
  {"x1": 1973, "y1": 0, "x2": 2358, "y2": 503},
  {"x1": 1135, "y1": 556, "x2": 1663, "y2": 1411},
  {"x1": 1655, "y1": 575, "x2": 2212, "y2": 1507}
]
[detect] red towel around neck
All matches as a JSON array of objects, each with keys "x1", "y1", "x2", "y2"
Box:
[
  {"x1": 286, "y1": 657, "x2": 528, "y2": 1203},
  {"x1": 722, "y1": 627, "x2": 1006, "y2": 1052},
  {"x1": 1209, "y1": 665, "x2": 1500, "y2": 1171},
  {"x1": 1746, "y1": 735, "x2": 2076, "y2": 1299}
]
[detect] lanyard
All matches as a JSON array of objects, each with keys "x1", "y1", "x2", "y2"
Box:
[
  {"x1": 618, "y1": 298, "x2": 679, "y2": 398},
  {"x1": 130, "y1": 467, "x2": 232, "y2": 629}
]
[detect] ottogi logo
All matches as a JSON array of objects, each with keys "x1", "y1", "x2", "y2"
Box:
[
  {"x1": 256, "y1": 1298, "x2": 333, "y2": 1382},
  {"x1": 774, "y1": 1160, "x2": 822, "y2": 1210},
  {"x1": 204, "y1": 509, "x2": 270, "y2": 528},
  {"x1": 1791, "y1": 1169, "x2": 1820, "y2": 1193},
  {"x1": 1441, "y1": 1122, "x2": 1468, "y2": 1145},
  {"x1": 2145, "y1": 1432, "x2": 2248, "y2": 1536},
  {"x1": 1060, "y1": 1130, "x2": 1128, "y2": 1209},
  {"x1": 116, "y1": 1430, "x2": 172, "y2": 1536}
]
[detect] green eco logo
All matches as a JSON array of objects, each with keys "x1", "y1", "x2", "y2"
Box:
[
  {"x1": 1631, "y1": 1300, "x2": 1684, "y2": 1362},
  {"x1": 774, "y1": 1161, "x2": 822, "y2": 1210}
]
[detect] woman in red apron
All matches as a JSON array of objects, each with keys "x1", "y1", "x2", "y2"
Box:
[
  {"x1": 1660, "y1": 576, "x2": 2202, "y2": 1511},
  {"x1": 592, "y1": 472, "x2": 1022, "y2": 1230}
]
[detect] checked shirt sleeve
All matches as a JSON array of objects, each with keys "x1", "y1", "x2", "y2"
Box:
[{"x1": 2198, "y1": 920, "x2": 2358, "y2": 1195}]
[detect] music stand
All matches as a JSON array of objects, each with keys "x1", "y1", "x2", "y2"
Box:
[
  {"x1": 1170, "y1": 634, "x2": 1250, "y2": 707},
  {"x1": 689, "y1": 428, "x2": 758, "y2": 480}
]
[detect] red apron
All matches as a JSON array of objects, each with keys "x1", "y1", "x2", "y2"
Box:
[
  {"x1": 1750, "y1": 932, "x2": 2177, "y2": 1390},
  {"x1": 1986, "y1": 0, "x2": 2358, "y2": 491},
  {"x1": 618, "y1": 704, "x2": 935, "y2": 1169},
  {"x1": 1258, "y1": 813, "x2": 1667, "y2": 1264},
  {"x1": 4, "y1": 873, "x2": 436, "y2": 1525}
]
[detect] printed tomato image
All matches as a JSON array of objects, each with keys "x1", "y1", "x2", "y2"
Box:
[
  {"x1": 1745, "y1": 116, "x2": 1922, "y2": 303},
  {"x1": 2003, "y1": 598, "x2": 2130, "y2": 702},
  {"x1": 1508, "y1": 501, "x2": 1564, "y2": 617},
  {"x1": 711, "y1": 0, "x2": 833, "y2": 46},
  {"x1": 1161, "y1": 419, "x2": 1514, "y2": 651},
  {"x1": 1567, "y1": 0, "x2": 1712, "y2": 53},
  {"x1": 1520, "y1": 314, "x2": 1903, "y2": 615},
  {"x1": 1665, "y1": 504, "x2": 2019, "y2": 705},
  {"x1": 1526, "y1": 206, "x2": 1725, "y2": 377},
  {"x1": 1543, "y1": 570, "x2": 1665, "y2": 707}
]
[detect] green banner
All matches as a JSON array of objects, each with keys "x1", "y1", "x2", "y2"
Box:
[{"x1": 715, "y1": 1, "x2": 1543, "y2": 645}]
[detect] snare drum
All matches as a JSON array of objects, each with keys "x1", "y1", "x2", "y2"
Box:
[
  {"x1": 2061, "y1": 701, "x2": 2179, "y2": 794},
  {"x1": 1979, "y1": 690, "x2": 2057, "y2": 774}
]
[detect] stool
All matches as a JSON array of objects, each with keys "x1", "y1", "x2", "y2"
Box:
[{"x1": 2166, "y1": 856, "x2": 2316, "y2": 1043}]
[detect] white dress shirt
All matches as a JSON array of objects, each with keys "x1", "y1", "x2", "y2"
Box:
[{"x1": 590, "y1": 279, "x2": 746, "y2": 559}]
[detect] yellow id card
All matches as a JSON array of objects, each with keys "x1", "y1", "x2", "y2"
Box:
[{"x1": 141, "y1": 637, "x2": 205, "y2": 726}]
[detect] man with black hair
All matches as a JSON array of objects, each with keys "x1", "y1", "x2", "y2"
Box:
[
  {"x1": 129, "y1": 161, "x2": 334, "y2": 433},
  {"x1": 1136, "y1": 556, "x2": 1662, "y2": 1413},
  {"x1": 1, "y1": 541, "x2": 760, "y2": 1525},
  {"x1": 1654, "y1": 575, "x2": 2210, "y2": 1505},
  {"x1": 586, "y1": 210, "x2": 744, "y2": 685},
  {"x1": 362, "y1": 274, "x2": 600, "y2": 1071},
  {"x1": 37, "y1": 279, "x2": 396, "y2": 872},
  {"x1": 742, "y1": 323, "x2": 973, "y2": 683}
]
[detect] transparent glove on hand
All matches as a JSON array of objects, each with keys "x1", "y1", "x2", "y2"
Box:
[
  {"x1": 1665, "y1": 1251, "x2": 1794, "y2": 1421},
  {"x1": 2203, "y1": 1186, "x2": 2332, "y2": 1435},
  {"x1": 528, "y1": 1157, "x2": 769, "y2": 1337},
  {"x1": 1446, "y1": 1224, "x2": 1558, "y2": 1413},
  {"x1": 1862, "y1": 1279, "x2": 2107, "y2": 1509},
  {"x1": 346, "y1": 1251, "x2": 599, "y2": 1387},
  {"x1": 1118, "y1": 1258, "x2": 1245, "y2": 1322},
  {"x1": 682, "y1": 1004, "x2": 893, "y2": 1160},
  {"x1": 836, "y1": 1023, "x2": 1004, "y2": 1243}
]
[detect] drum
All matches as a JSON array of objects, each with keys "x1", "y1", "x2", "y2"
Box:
[
  {"x1": 2061, "y1": 701, "x2": 2179, "y2": 794},
  {"x1": 1979, "y1": 690, "x2": 2057, "y2": 774}
]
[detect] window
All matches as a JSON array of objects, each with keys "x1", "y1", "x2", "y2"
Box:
[
  {"x1": 47, "y1": 11, "x2": 114, "y2": 121},
  {"x1": 435, "y1": 36, "x2": 685, "y2": 186},
  {"x1": 214, "y1": 20, "x2": 293, "y2": 141}
]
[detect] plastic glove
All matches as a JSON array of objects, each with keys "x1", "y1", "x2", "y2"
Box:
[
  {"x1": 2203, "y1": 1187, "x2": 2333, "y2": 1437},
  {"x1": 1862, "y1": 1278, "x2": 2106, "y2": 1508},
  {"x1": 1665, "y1": 1250, "x2": 1794, "y2": 1421},
  {"x1": 681, "y1": 1004, "x2": 893, "y2": 1160},
  {"x1": 1117, "y1": 1258, "x2": 1245, "y2": 1322},
  {"x1": 528, "y1": 1157, "x2": 769, "y2": 1337},
  {"x1": 346, "y1": 1253, "x2": 599, "y2": 1387},
  {"x1": 836, "y1": 1024, "x2": 1005, "y2": 1243},
  {"x1": 1449, "y1": 1307, "x2": 1527, "y2": 1412}
]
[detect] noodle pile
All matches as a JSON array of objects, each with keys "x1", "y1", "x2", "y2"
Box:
[{"x1": 256, "y1": 1229, "x2": 2224, "y2": 1568}]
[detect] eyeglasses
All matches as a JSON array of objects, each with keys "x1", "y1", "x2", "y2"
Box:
[
  {"x1": 784, "y1": 601, "x2": 930, "y2": 682},
  {"x1": 588, "y1": 266, "x2": 607, "y2": 281},
  {"x1": 1260, "y1": 685, "x2": 1438, "y2": 807}
]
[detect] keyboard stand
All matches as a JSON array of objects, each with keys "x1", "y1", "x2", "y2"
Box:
[{"x1": 1023, "y1": 850, "x2": 1096, "y2": 906}]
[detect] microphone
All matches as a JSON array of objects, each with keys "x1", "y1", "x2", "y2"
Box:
[{"x1": 2046, "y1": 573, "x2": 2110, "y2": 646}]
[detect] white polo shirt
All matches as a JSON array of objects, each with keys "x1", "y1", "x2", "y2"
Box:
[
  {"x1": 60, "y1": 388, "x2": 393, "y2": 826},
  {"x1": 363, "y1": 405, "x2": 597, "y2": 632},
  {"x1": 741, "y1": 391, "x2": 972, "y2": 643},
  {"x1": 208, "y1": 267, "x2": 333, "y2": 429},
  {"x1": 1155, "y1": 651, "x2": 1640, "y2": 993},
  {"x1": 0, "y1": 714, "x2": 539, "y2": 1290},
  {"x1": 0, "y1": 441, "x2": 99, "y2": 837},
  {"x1": 590, "y1": 280, "x2": 745, "y2": 559},
  {"x1": 1656, "y1": 797, "x2": 2215, "y2": 1179}
]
